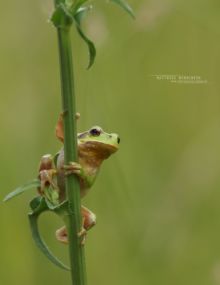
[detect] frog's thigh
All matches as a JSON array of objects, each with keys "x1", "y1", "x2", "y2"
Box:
[{"x1": 81, "y1": 206, "x2": 96, "y2": 230}]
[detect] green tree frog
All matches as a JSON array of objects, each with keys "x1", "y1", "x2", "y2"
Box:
[{"x1": 38, "y1": 114, "x2": 120, "y2": 244}]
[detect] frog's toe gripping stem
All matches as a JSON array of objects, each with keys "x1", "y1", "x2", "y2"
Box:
[
  {"x1": 77, "y1": 226, "x2": 87, "y2": 245},
  {"x1": 55, "y1": 112, "x2": 80, "y2": 142},
  {"x1": 62, "y1": 162, "x2": 83, "y2": 177},
  {"x1": 55, "y1": 224, "x2": 87, "y2": 245}
]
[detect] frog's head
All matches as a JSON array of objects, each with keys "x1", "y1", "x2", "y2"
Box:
[
  {"x1": 55, "y1": 115, "x2": 120, "y2": 160},
  {"x1": 78, "y1": 126, "x2": 120, "y2": 160}
]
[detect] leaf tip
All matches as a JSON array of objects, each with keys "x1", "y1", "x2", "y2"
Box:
[
  {"x1": 3, "y1": 193, "x2": 12, "y2": 202},
  {"x1": 109, "y1": 0, "x2": 135, "y2": 19},
  {"x1": 86, "y1": 49, "x2": 96, "y2": 69},
  {"x1": 3, "y1": 197, "x2": 8, "y2": 202}
]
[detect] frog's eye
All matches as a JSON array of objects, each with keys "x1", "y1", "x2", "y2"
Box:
[{"x1": 90, "y1": 127, "x2": 102, "y2": 136}]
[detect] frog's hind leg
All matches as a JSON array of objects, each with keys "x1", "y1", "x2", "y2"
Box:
[{"x1": 55, "y1": 206, "x2": 96, "y2": 245}]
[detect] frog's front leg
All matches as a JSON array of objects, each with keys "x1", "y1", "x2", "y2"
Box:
[
  {"x1": 55, "y1": 206, "x2": 96, "y2": 245},
  {"x1": 62, "y1": 162, "x2": 95, "y2": 189}
]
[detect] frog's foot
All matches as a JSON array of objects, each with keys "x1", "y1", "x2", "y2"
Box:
[
  {"x1": 56, "y1": 112, "x2": 80, "y2": 142},
  {"x1": 38, "y1": 169, "x2": 57, "y2": 194},
  {"x1": 82, "y1": 206, "x2": 96, "y2": 231},
  {"x1": 78, "y1": 207, "x2": 97, "y2": 245},
  {"x1": 60, "y1": 112, "x2": 80, "y2": 120},
  {"x1": 55, "y1": 226, "x2": 87, "y2": 245},
  {"x1": 55, "y1": 226, "x2": 68, "y2": 244},
  {"x1": 55, "y1": 206, "x2": 96, "y2": 245},
  {"x1": 55, "y1": 224, "x2": 87, "y2": 245},
  {"x1": 38, "y1": 154, "x2": 57, "y2": 195},
  {"x1": 62, "y1": 162, "x2": 82, "y2": 177}
]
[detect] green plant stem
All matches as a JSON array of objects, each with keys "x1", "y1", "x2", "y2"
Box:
[{"x1": 56, "y1": 24, "x2": 87, "y2": 285}]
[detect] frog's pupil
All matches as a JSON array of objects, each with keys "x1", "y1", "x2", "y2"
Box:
[{"x1": 90, "y1": 128, "x2": 101, "y2": 136}]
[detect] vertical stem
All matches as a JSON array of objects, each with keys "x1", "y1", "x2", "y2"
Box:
[{"x1": 56, "y1": 26, "x2": 87, "y2": 285}]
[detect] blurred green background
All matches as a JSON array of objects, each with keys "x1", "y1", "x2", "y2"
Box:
[{"x1": 1, "y1": 0, "x2": 220, "y2": 284}]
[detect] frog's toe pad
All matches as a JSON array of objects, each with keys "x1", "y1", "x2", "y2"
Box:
[
  {"x1": 77, "y1": 227, "x2": 87, "y2": 245},
  {"x1": 56, "y1": 226, "x2": 68, "y2": 244}
]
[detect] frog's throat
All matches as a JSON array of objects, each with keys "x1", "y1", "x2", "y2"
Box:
[{"x1": 78, "y1": 141, "x2": 118, "y2": 163}]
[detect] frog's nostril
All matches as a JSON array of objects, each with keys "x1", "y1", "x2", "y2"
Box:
[{"x1": 117, "y1": 137, "x2": 120, "y2": 144}]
